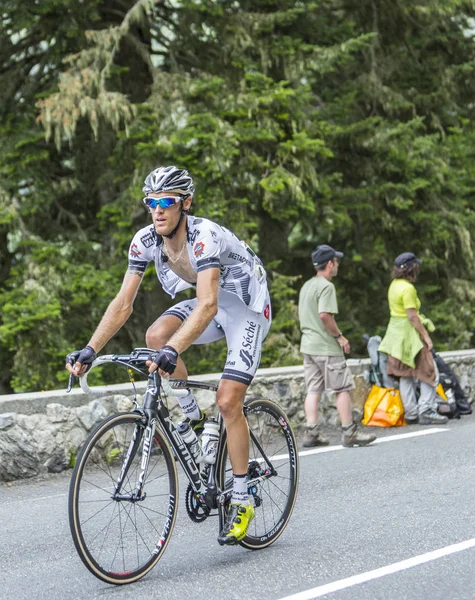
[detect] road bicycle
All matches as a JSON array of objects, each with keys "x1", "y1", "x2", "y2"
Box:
[{"x1": 67, "y1": 348, "x2": 299, "y2": 584}]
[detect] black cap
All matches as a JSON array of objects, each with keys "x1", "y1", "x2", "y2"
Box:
[
  {"x1": 394, "y1": 252, "x2": 422, "y2": 269},
  {"x1": 311, "y1": 244, "x2": 344, "y2": 267}
]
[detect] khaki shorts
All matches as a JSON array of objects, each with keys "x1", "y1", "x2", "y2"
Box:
[{"x1": 303, "y1": 354, "x2": 355, "y2": 394}]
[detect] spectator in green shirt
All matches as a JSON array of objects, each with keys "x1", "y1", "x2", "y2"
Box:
[
  {"x1": 298, "y1": 245, "x2": 377, "y2": 448},
  {"x1": 378, "y1": 252, "x2": 448, "y2": 425}
]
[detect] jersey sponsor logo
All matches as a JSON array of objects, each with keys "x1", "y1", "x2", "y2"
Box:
[
  {"x1": 264, "y1": 304, "x2": 270, "y2": 320},
  {"x1": 129, "y1": 243, "x2": 141, "y2": 258},
  {"x1": 244, "y1": 243, "x2": 257, "y2": 258},
  {"x1": 187, "y1": 228, "x2": 200, "y2": 245},
  {"x1": 194, "y1": 241, "x2": 205, "y2": 257},
  {"x1": 241, "y1": 320, "x2": 257, "y2": 350},
  {"x1": 241, "y1": 320, "x2": 262, "y2": 370},
  {"x1": 227, "y1": 251, "x2": 252, "y2": 268},
  {"x1": 140, "y1": 231, "x2": 156, "y2": 248},
  {"x1": 239, "y1": 349, "x2": 253, "y2": 370}
]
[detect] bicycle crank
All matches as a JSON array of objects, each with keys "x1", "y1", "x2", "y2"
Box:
[{"x1": 185, "y1": 483, "x2": 211, "y2": 523}]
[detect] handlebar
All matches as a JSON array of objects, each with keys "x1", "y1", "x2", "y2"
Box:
[{"x1": 66, "y1": 348, "x2": 189, "y2": 398}]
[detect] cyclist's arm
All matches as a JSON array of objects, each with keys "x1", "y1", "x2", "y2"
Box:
[
  {"x1": 166, "y1": 267, "x2": 220, "y2": 354},
  {"x1": 88, "y1": 271, "x2": 144, "y2": 353}
]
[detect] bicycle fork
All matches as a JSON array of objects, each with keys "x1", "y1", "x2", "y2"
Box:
[
  {"x1": 113, "y1": 419, "x2": 156, "y2": 503},
  {"x1": 113, "y1": 371, "x2": 161, "y2": 502}
]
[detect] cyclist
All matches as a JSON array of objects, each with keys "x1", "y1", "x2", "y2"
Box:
[{"x1": 66, "y1": 165, "x2": 271, "y2": 545}]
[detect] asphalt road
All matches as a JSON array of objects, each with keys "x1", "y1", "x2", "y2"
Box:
[{"x1": 1, "y1": 415, "x2": 475, "y2": 600}]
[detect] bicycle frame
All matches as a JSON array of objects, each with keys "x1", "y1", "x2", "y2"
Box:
[
  {"x1": 115, "y1": 372, "x2": 278, "y2": 512},
  {"x1": 117, "y1": 367, "x2": 225, "y2": 511}
]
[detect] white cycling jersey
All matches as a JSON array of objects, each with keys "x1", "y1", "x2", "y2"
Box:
[{"x1": 128, "y1": 215, "x2": 269, "y2": 313}]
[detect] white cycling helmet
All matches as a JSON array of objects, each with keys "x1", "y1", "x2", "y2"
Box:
[{"x1": 142, "y1": 166, "x2": 195, "y2": 195}]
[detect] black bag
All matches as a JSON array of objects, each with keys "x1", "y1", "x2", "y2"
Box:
[{"x1": 433, "y1": 353, "x2": 472, "y2": 416}]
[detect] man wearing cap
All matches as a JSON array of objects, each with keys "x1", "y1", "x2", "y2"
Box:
[
  {"x1": 298, "y1": 245, "x2": 377, "y2": 447},
  {"x1": 378, "y1": 252, "x2": 448, "y2": 425}
]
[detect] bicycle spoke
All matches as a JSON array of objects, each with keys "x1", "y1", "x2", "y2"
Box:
[
  {"x1": 144, "y1": 471, "x2": 170, "y2": 486},
  {"x1": 79, "y1": 497, "x2": 118, "y2": 527},
  {"x1": 97, "y1": 503, "x2": 119, "y2": 564},
  {"x1": 80, "y1": 477, "x2": 117, "y2": 496},
  {"x1": 78, "y1": 498, "x2": 116, "y2": 504},
  {"x1": 86, "y1": 504, "x2": 122, "y2": 546},
  {"x1": 134, "y1": 504, "x2": 172, "y2": 518},
  {"x1": 120, "y1": 501, "x2": 154, "y2": 558},
  {"x1": 260, "y1": 480, "x2": 284, "y2": 512},
  {"x1": 134, "y1": 503, "x2": 166, "y2": 539},
  {"x1": 139, "y1": 493, "x2": 170, "y2": 499}
]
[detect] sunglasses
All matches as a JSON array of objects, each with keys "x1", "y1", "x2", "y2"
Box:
[{"x1": 142, "y1": 195, "x2": 189, "y2": 210}]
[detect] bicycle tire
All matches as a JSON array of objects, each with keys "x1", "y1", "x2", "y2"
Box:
[
  {"x1": 216, "y1": 397, "x2": 299, "y2": 549},
  {"x1": 69, "y1": 412, "x2": 178, "y2": 584}
]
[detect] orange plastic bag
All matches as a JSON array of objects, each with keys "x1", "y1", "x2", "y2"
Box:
[{"x1": 362, "y1": 385, "x2": 406, "y2": 427}]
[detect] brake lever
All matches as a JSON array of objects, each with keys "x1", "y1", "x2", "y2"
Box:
[{"x1": 66, "y1": 372, "x2": 75, "y2": 393}]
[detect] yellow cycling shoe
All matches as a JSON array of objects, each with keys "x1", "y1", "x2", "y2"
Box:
[{"x1": 217, "y1": 502, "x2": 255, "y2": 546}]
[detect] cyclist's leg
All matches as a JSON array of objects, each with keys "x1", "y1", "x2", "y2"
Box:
[
  {"x1": 216, "y1": 378, "x2": 255, "y2": 545},
  {"x1": 216, "y1": 378, "x2": 249, "y2": 476},
  {"x1": 218, "y1": 289, "x2": 271, "y2": 471},
  {"x1": 216, "y1": 291, "x2": 272, "y2": 544}
]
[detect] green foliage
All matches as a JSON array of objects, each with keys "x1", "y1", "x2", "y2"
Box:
[
  {"x1": 261, "y1": 270, "x2": 302, "y2": 367},
  {"x1": 0, "y1": 0, "x2": 474, "y2": 392}
]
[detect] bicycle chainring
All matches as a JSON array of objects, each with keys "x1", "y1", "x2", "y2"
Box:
[{"x1": 185, "y1": 483, "x2": 211, "y2": 523}]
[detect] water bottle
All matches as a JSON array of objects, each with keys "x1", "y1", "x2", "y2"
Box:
[
  {"x1": 177, "y1": 421, "x2": 204, "y2": 464},
  {"x1": 201, "y1": 418, "x2": 220, "y2": 464}
]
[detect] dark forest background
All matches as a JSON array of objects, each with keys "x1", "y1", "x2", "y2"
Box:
[{"x1": 1, "y1": 0, "x2": 474, "y2": 393}]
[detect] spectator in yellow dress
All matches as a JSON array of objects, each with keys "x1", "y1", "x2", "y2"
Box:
[{"x1": 379, "y1": 252, "x2": 448, "y2": 425}]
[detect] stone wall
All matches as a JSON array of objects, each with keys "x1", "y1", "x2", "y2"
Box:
[{"x1": 0, "y1": 349, "x2": 473, "y2": 481}]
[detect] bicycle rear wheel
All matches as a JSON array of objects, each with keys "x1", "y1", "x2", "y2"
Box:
[
  {"x1": 217, "y1": 397, "x2": 299, "y2": 549},
  {"x1": 69, "y1": 412, "x2": 178, "y2": 584}
]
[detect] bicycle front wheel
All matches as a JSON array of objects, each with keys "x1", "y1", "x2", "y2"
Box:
[
  {"x1": 69, "y1": 412, "x2": 178, "y2": 584},
  {"x1": 217, "y1": 397, "x2": 299, "y2": 549}
]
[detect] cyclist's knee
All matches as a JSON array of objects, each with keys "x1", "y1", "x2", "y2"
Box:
[
  {"x1": 216, "y1": 384, "x2": 246, "y2": 422},
  {"x1": 217, "y1": 397, "x2": 243, "y2": 422},
  {"x1": 145, "y1": 316, "x2": 181, "y2": 349},
  {"x1": 145, "y1": 326, "x2": 168, "y2": 349}
]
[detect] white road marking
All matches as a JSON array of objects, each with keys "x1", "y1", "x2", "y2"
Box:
[
  {"x1": 278, "y1": 537, "x2": 475, "y2": 600},
  {"x1": 266, "y1": 427, "x2": 448, "y2": 461},
  {"x1": 371, "y1": 427, "x2": 449, "y2": 443}
]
